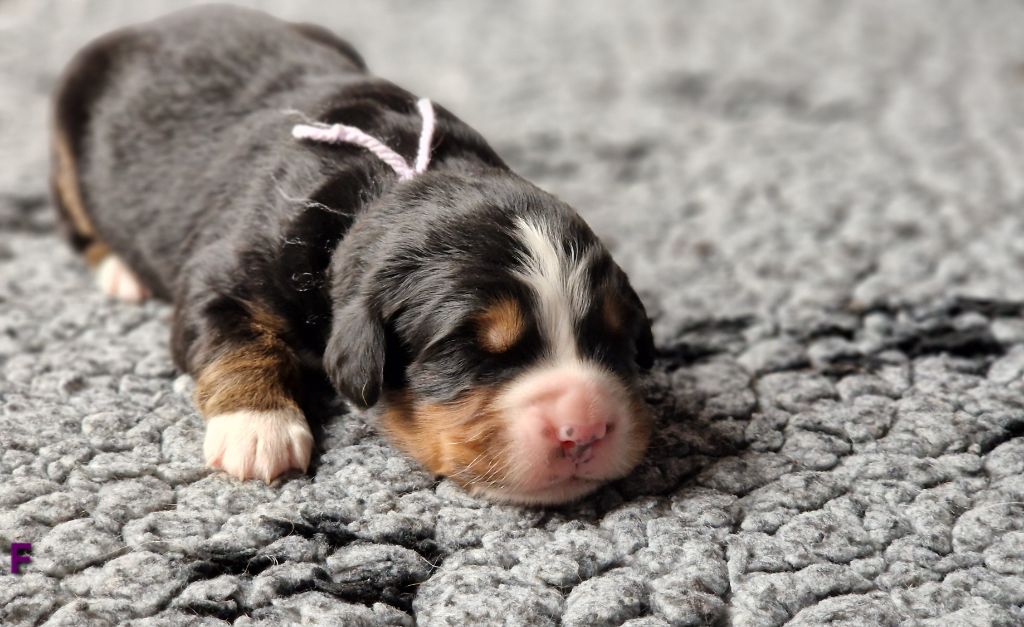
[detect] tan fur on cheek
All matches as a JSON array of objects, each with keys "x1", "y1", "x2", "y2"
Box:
[
  {"x1": 476, "y1": 297, "x2": 525, "y2": 353},
  {"x1": 378, "y1": 387, "x2": 508, "y2": 484}
]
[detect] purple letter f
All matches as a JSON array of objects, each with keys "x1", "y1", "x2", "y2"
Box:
[{"x1": 10, "y1": 543, "x2": 32, "y2": 574}]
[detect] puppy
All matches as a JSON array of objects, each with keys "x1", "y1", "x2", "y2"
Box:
[{"x1": 50, "y1": 5, "x2": 654, "y2": 504}]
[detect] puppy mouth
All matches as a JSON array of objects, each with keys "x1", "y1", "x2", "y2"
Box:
[{"x1": 444, "y1": 436, "x2": 634, "y2": 506}]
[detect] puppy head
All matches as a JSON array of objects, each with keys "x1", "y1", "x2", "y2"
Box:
[{"x1": 325, "y1": 175, "x2": 654, "y2": 504}]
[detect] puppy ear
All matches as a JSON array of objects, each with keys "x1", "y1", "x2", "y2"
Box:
[
  {"x1": 324, "y1": 300, "x2": 386, "y2": 408},
  {"x1": 625, "y1": 284, "x2": 656, "y2": 370},
  {"x1": 634, "y1": 316, "x2": 655, "y2": 370}
]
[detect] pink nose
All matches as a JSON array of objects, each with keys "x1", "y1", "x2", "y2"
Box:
[{"x1": 541, "y1": 385, "x2": 613, "y2": 463}]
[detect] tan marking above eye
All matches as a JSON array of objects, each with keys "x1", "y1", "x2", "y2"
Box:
[
  {"x1": 602, "y1": 291, "x2": 624, "y2": 333},
  {"x1": 476, "y1": 297, "x2": 525, "y2": 353}
]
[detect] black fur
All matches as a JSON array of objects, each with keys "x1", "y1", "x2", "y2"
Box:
[{"x1": 54, "y1": 5, "x2": 653, "y2": 413}]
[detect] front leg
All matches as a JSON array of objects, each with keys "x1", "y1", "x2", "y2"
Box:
[{"x1": 176, "y1": 295, "x2": 314, "y2": 483}]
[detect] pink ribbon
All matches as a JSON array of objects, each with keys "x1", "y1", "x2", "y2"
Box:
[{"x1": 292, "y1": 98, "x2": 436, "y2": 182}]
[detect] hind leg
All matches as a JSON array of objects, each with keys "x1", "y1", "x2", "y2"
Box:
[
  {"x1": 51, "y1": 31, "x2": 154, "y2": 305},
  {"x1": 51, "y1": 123, "x2": 150, "y2": 303},
  {"x1": 95, "y1": 254, "x2": 150, "y2": 303}
]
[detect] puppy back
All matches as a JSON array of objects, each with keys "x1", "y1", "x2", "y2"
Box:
[{"x1": 51, "y1": 5, "x2": 370, "y2": 294}]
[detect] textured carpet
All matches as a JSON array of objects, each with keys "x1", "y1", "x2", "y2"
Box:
[{"x1": 3, "y1": 1, "x2": 1024, "y2": 625}]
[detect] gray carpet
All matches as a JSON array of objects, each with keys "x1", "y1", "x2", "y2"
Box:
[{"x1": 2, "y1": 0, "x2": 1024, "y2": 625}]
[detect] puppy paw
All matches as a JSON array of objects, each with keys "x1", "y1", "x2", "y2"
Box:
[
  {"x1": 203, "y1": 408, "x2": 314, "y2": 483},
  {"x1": 96, "y1": 255, "x2": 150, "y2": 303}
]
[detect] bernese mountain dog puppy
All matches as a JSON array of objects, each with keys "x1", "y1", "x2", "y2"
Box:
[{"x1": 50, "y1": 5, "x2": 654, "y2": 504}]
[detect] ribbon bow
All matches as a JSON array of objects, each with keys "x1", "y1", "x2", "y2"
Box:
[{"x1": 292, "y1": 98, "x2": 436, "y2": 182}]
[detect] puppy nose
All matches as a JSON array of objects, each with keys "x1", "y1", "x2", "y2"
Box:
[
  {"x1": 556, "y1": 422, "x2": 607, "y2": 446},
  {"x1": 544, "y1": 386, "x2": 612, "y2": 462}
]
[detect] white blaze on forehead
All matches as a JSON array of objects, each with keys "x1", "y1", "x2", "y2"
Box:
[{"x1": 514, "y1": 217, "x2": 592, "y2": 362}]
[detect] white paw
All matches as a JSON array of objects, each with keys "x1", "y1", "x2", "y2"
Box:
[
  {"x1": 96, "y1": 255, "x2": 150, "y2": 303},
  {"x1": 203, "y1": 408, "x2": 314, "y2": 483}
]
